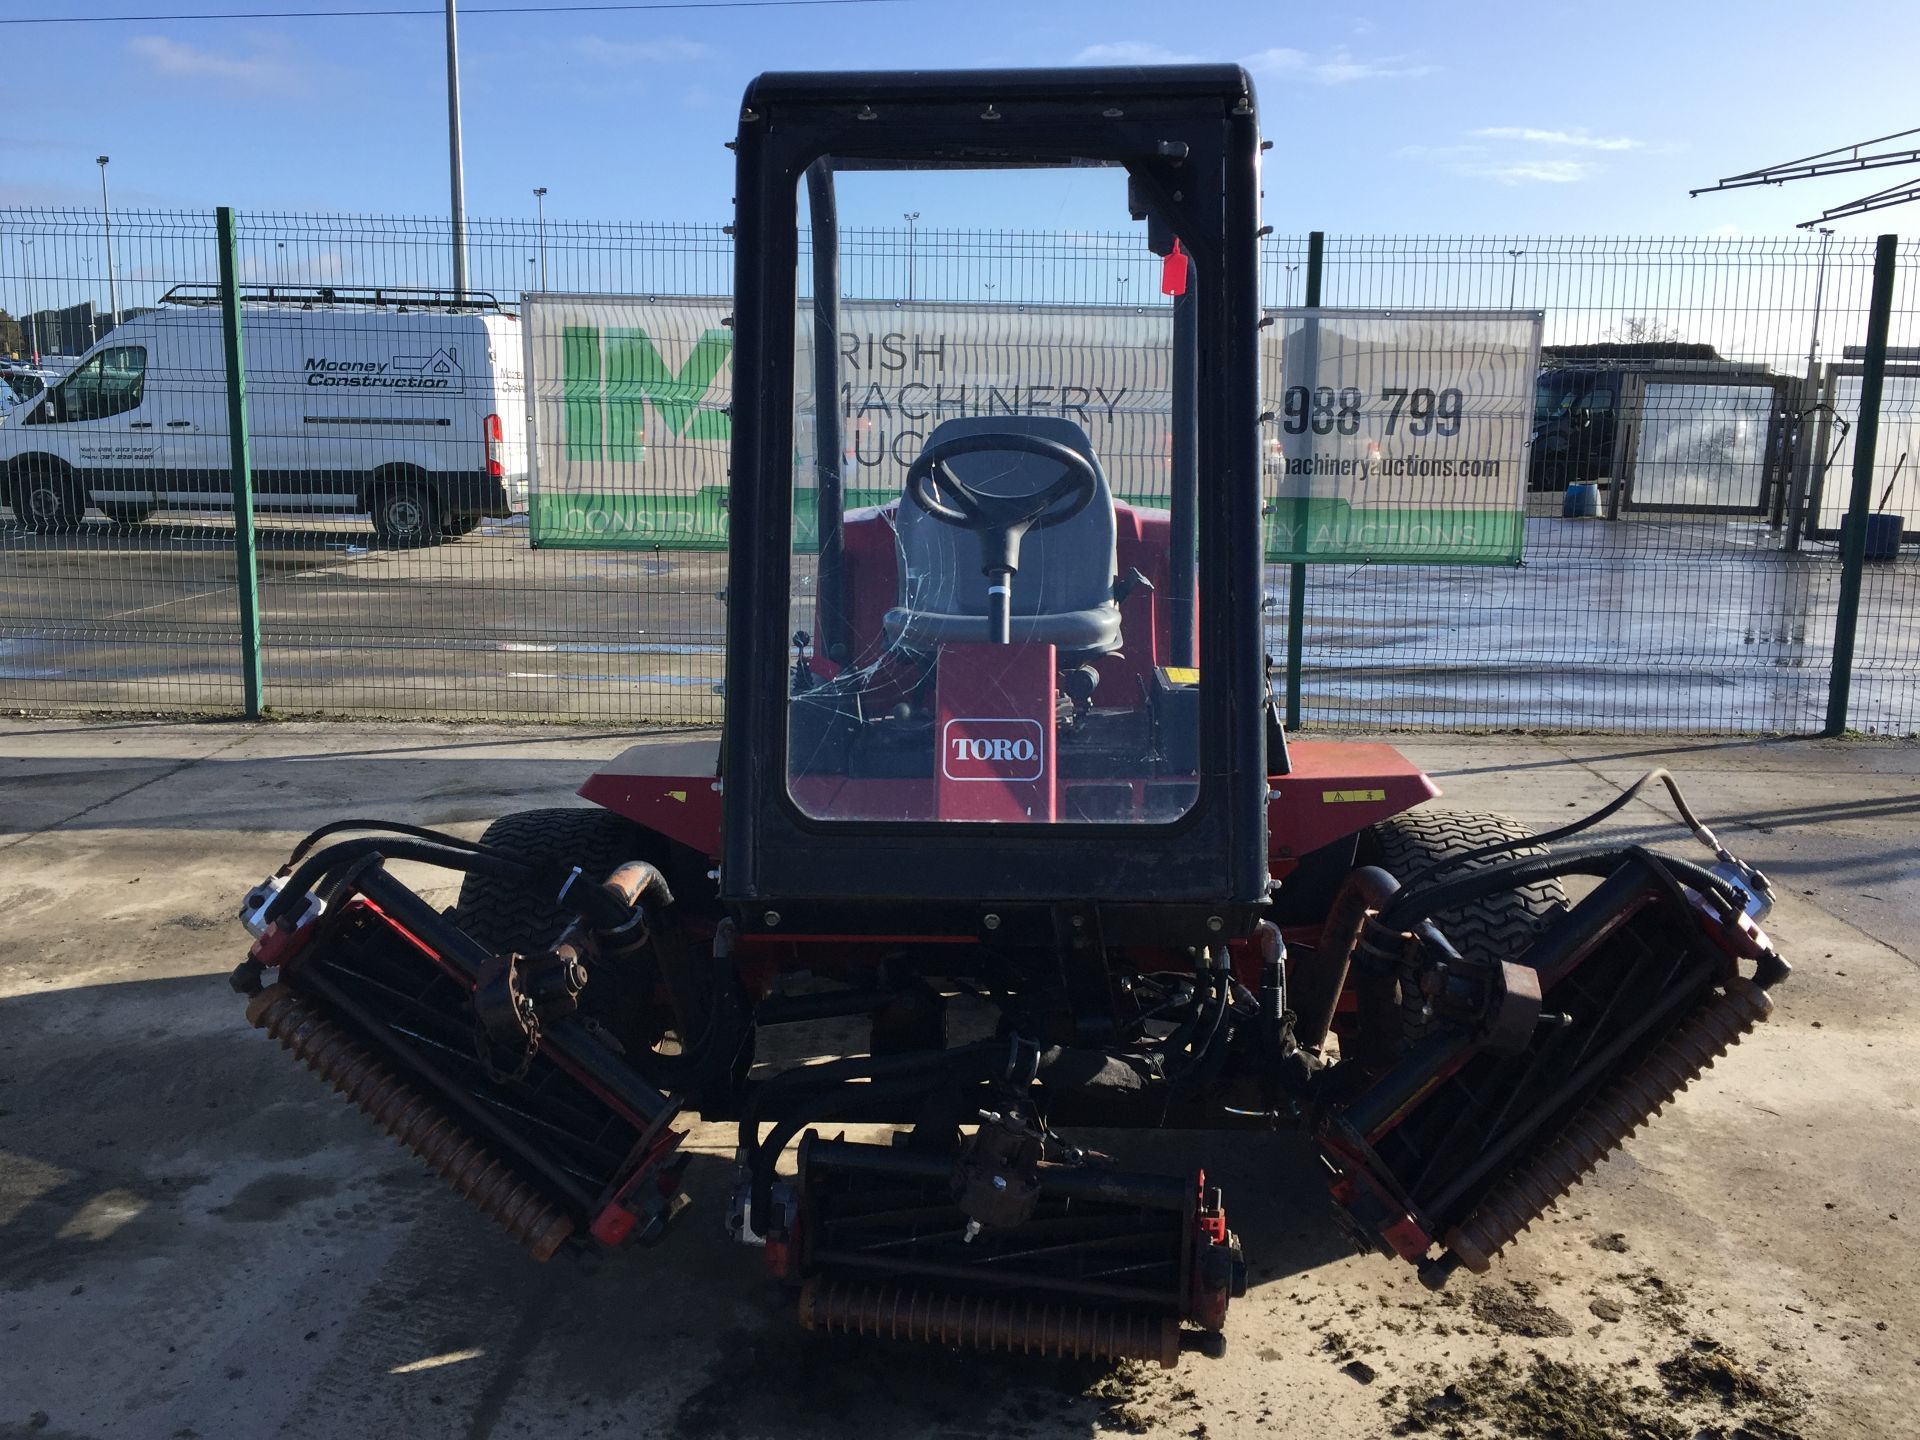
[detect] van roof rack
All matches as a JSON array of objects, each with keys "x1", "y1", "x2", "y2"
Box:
[{"x1": 159, "y1": 283, "x2": 506, "y2": 313}]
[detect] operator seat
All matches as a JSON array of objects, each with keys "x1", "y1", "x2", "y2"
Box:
[{"x1": 882, "y1": 415, "x2": 1122, "y2": 657}]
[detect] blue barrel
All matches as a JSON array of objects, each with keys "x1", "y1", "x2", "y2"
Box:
[
  {"x1": 1842, "y1": 512, "x2": 1904, "y2": 559},
  {"x1": 1562, "y1": 481, "x2": 1600, "y2": 518},
  {"x1": 1863, "y1": 512, "x2": 1903, "y2": 561}
]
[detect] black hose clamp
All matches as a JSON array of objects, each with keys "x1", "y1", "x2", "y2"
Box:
[{"x1": 1004, "y1": 1033, "x2": 1043, "y2": 1087}]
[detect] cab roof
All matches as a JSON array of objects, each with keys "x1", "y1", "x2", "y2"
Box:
[{"x1": 741, "y1": 64, "x2": 1255, "y2": 114}]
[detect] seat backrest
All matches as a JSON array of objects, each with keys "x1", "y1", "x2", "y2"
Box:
[{"x1": 893, "y1": 415, "x2": 1118, "y2": 620}]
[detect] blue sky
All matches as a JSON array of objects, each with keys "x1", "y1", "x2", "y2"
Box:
[{"x1": 5, "y1": 0, "x2": 1919, "y2": 235}]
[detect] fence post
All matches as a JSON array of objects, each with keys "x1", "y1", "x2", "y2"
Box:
[
  {"x1": 1823, "y1": 233, "x2": 1898, "y2": 737},
  {"x1": 217, "y1": 206, "x2": 265, "y2": 718},
  {"x1": 1283, "y1": 230, "x2": 1324, "y2": 730}
]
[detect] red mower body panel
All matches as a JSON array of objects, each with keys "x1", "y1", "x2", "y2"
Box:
[{"x1": 578, "y1": 732, "x2": 1438, "y2": 876}]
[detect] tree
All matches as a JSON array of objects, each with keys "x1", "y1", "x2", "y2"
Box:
[
  {"x1": 1605, "y1": 315, "x2": 1686, "y2": 346},
  {"x1": 0, "y1": 308, "x2": 24, "y2": 359}
]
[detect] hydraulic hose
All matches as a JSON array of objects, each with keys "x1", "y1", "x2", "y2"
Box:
[
  {"x1": 737, "y1": 1042, "x2": 1002, "y2": 1180},
  {"x1": 268, "y1": 837, "x2": 538, "y2": 926},
  {"x1": 1394, "y1": 768, "x2": 1739, "y2": 892},
  {"x1": 287, "y1": 818, "x2": 510, "y2": 866},
  {"x1": 1292, "y1": 866, "x2": 1398, "y2": 1053},
  {"x1": 1379, "y1": 843, "x2": 1741, "y2": 933},
  {"x1": 266, "y1": 837, "x2": 636, "y2": 933},
  {"x1": 1162, "y1": 969, "x2": 1232, "y2": 1096},
  {"x1": 751, "y1": 1072, "x2": 990, "y2": 1235}
]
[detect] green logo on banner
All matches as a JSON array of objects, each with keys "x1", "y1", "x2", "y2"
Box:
[
  {"x1": 1264, "y1": 497, "x2": 1523, "y2": 565},
  {"x1": 561, "y1": 324, "x2": 733, "y2": 461}
]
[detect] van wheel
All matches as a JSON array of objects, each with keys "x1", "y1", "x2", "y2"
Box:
[
  {"x1": 101, "y1": 503, "x2": 155, "y2": 526},
  {"x1": 17, "y1": 463, "x2": 87, "y2": 534},
  {"x1": 370, "y1": 482, "x2": 439, "y2": 547}
]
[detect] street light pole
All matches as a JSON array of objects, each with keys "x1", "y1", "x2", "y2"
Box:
[
  {"x1": 444, "y1": 0, "x2": 468, "y2": 301},
  {"x1": 1804, "y1": 227, "x2": 1834, "y2": 379},
  {"x1": 903, "y1": 211, "x2": 919, "y2": 301},
  {"x1": 1786, "y1": 227, "x2": 1837, "y2": 550},
  {"x1": 96, "y1": 155, "x2": 119, "y2": 330},
  {"x1": 533, "y1": 186, "x2": 548, "y2": 291},
  {"x1": 20, "y1": 237, "x2": 40, "y2": 363},
  {"x1": 1506, "y1": 246, "x2": 1525, "y2": 309}
]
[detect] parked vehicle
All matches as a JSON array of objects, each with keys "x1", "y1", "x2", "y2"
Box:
[
  {"x1": 1529, "y1": 367, "x2": 1620, "y2": 489},
  {"x1": 1528, "y1": 342, "x2": 1726, "y2": 491},
  {"x1": 0, "y1": 359, "x2": 47, "y2": 404},
  {"x1": 0, "y1": 285, "x2": 527, "y2": 542}
]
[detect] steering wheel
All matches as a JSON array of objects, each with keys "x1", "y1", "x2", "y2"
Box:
[
  {"x1": 901, "y1": 431, "x2": 1102, "y2": 645},
  {"x1": 904, "y1": 431, "x2": 1100, "y2": 571}
]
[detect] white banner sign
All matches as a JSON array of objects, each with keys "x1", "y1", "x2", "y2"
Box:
[
  {"x1": 1261, "y1": 308, "x2": 1542, "y2": 563},
  {"x1": 524, "y1": 294, "x2": 1539, "y2": 563}
]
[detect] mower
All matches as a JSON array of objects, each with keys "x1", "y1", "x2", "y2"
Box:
[{"x1": 230, "y1": 65, "x2": 1787, "y2": 1368}]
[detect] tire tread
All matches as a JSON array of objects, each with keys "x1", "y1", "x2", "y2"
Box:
[
  {"x1": 1360, "y1": 808, "x2": 1571, "y2": 1041},
  {"x1": 453, "y1": 806, "x2": 655, "y2": 953}
]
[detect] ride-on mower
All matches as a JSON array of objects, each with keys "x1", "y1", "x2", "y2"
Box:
[{"x1": 231, "y1": 66, "x2": 1787, "y2": 1367}]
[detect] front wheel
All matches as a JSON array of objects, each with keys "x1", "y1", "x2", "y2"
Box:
[
  {"x1": 453, "y1": 808, "x2": 699, "y2": 1090},
  {"x1": 16, "y1": 464, "x2": 88, "y2": 533},
  {"x1": 369, "y1": 481, "x2": 440, "y2": 546},
  {"x1": 1359, "y1": 808, "x2": 1569, "y2": 1041}
]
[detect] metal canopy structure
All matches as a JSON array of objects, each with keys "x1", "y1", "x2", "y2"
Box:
[{"x1": 1691, "y1": 125, "x2": 1920, "y2": 226}]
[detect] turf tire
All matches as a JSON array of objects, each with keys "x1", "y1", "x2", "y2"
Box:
[
  {"x1": 1359, "y1": 807, "x2": 1570, "y2": 1040},
  {"x1": 454, "y1": 806, "x2": 660, "y2": 955},
  {"x1": 453, "y1": 806, "x2": 696, "y2": 1088}
]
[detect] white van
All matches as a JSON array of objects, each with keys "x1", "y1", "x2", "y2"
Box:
[{"x1": 0, "y1": 285, "x2": 528, "y2": 544}]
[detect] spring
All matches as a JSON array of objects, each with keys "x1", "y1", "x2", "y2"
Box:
[
  {"x1": 798, "y1": 1279, "x2": 1183, "y2": 1368},
  {"x1": 1444, "y1": 976, "x2": 1771, "y2": 1273},
  {"x1": 246, "y1": 985, "x2": 575, "y2": 1261}
]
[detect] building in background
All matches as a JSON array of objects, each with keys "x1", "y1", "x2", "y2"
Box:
[{"x1": 15, "y1": 301, "x2": 153, "y2": 359}]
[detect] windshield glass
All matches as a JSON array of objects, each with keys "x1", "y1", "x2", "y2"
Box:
[
  {"x1": 49, "y1": 345, "x2": 147, "y2": 422},
  {"x1": 2, "y1": 370, "x2": 44, "y2": 403},
  {"x1": 784, "y1": 161, "x2": 1198, "y2": 826}
]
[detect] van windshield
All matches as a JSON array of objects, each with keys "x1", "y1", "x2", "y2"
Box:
[
  {"x1": 51, "y1": 346, "x2": 147, "y2": 423},
  {"x1": 1, "y1": 370, "x2": 44, "y2": 404}
]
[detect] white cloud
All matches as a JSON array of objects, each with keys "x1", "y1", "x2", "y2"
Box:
[
  {"x1": 1245, "y1": 47, "x2": 1308, "y2": 72},
  {"x1": 1472, "y1": 126, "x2": 1642, "y2": 151},
  {"x1": 1458, "y1": 159, "x2": 1594, "y2": 185},
  {"x1": 1245, "y1": 46, "x2": 1435, "y2": 84},
  {"x1": 572, "y1": 35, "x2": 711, "y2": 64},
  {"x1": 126, "y1": 35, "x2": 303, "y2": 92},
  {"x1": 1073, "y1": 42, "x2": 1204, "y2": 65},
  {"x1": 1071, "y1": 42, "x2": 1431, "y2": 84},
  {"x1": 1398, "y1": 143, "x2": 1493, "y2": 161},
  {"x1": 1416, "y1": 123, "x2": 1647, "y2": 184},
  {"x1": 1316, "y1": 53, "x2": 1436, "y2": 83},
  {"x1": 237, "y1": 249, "x2": 347, "y2": 285}
]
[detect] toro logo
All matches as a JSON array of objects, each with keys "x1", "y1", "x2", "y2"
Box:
[{"x1": 942, "y1": 718, "x2": 1045, "y2": 783}]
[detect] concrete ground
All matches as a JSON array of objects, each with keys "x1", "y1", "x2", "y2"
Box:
[
  {"x1": 1, "y1": 720, "x2": 1916, "y2": 1440},
  {"x1": 3, "y1": 509, "x2": 1917, "y2": 734}
]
